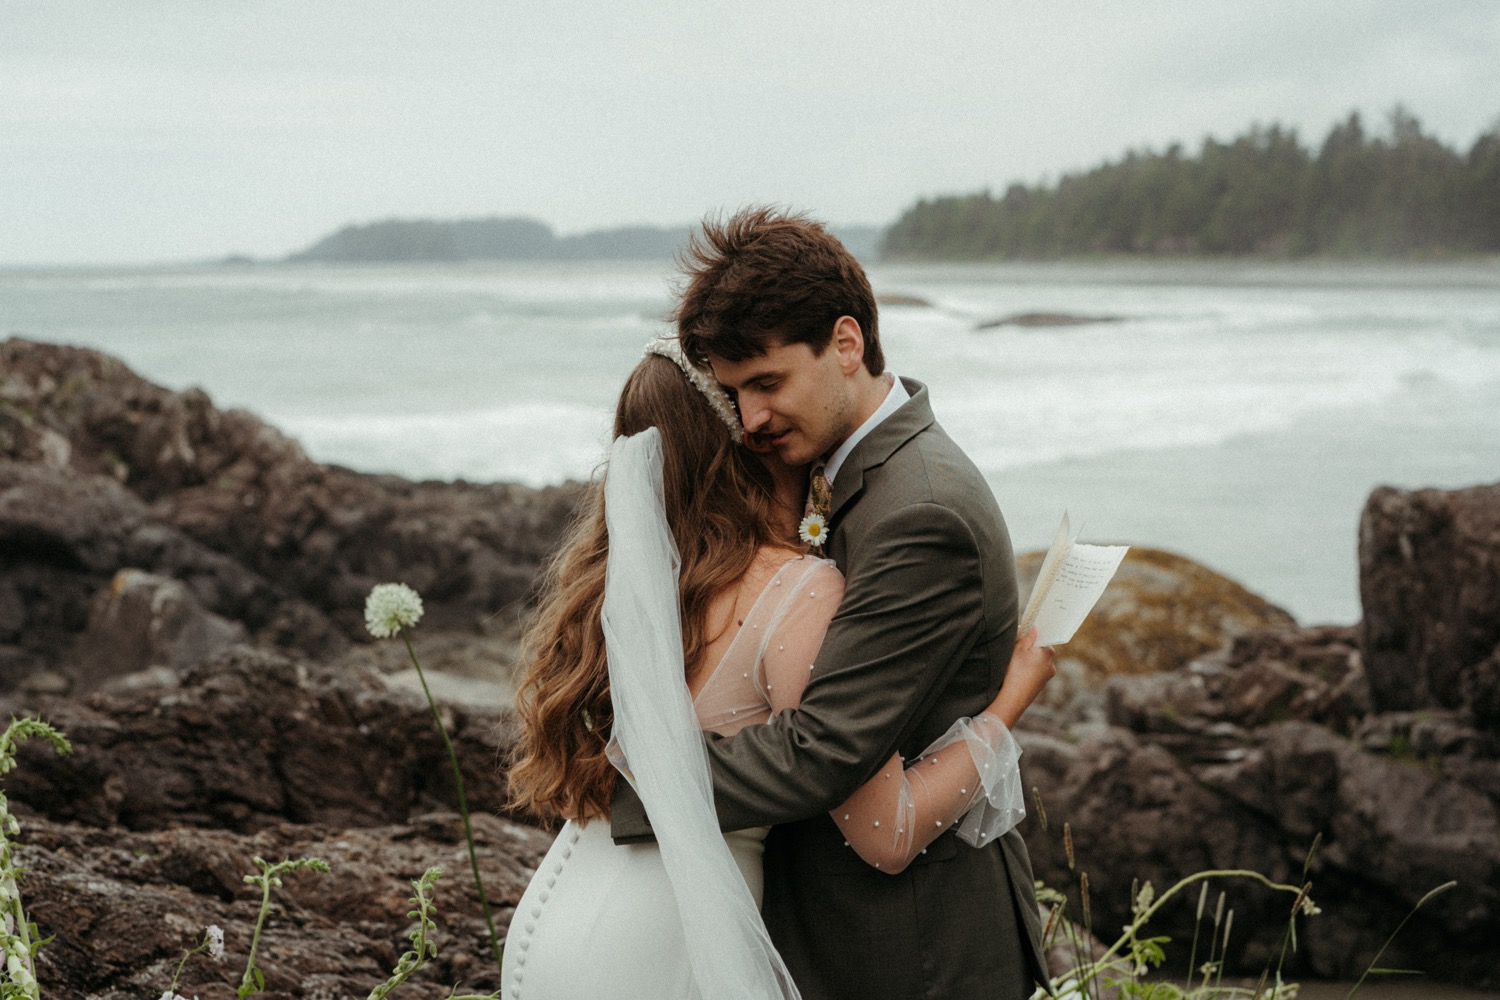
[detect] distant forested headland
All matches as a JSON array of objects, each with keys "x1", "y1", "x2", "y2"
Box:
[
  {"x1": 287, "y1": 217, "x2": 692, "y2": 263},
  {"x1": 287, "y1": 217, "x2": 882, "y2": 263},
  {"x1": 883, "y1": 109, "x2": 1500, "y2": 259}
]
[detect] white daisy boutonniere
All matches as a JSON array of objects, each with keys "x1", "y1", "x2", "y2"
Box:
[{"x1": 799, "y1": 512, "x2": 828, "y2": 549}]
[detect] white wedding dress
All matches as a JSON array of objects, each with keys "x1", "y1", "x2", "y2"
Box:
[{"x1": 500, "y1": 555, "x2": 842, "y2": 1000}]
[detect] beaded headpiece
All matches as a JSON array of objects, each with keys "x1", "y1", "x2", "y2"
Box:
[{"x1": 643, "y1": 336, "x2": 744, "y2": 443}]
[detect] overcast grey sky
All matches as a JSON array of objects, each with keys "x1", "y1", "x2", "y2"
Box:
[{"x1": 4, "y1": 1, "x2": 1497, "y2": 265}]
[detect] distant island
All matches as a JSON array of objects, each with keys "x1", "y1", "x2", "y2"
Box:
[
  {"x1": 883, "y1": 108, "x2": 1500, "y2": 260},
  {"x1": 286, "y1": 217, "x2": 884, "y2": 263}
]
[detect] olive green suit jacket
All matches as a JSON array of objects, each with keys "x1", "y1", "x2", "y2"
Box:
[{"x1": 611, "y1": 379, "x2": 1048, "y2": 999}]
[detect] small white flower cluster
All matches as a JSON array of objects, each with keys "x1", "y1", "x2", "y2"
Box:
[
  {"x1": 3, "y1": 947, "x2": 36, "y2": 995},
  {"x1": 364, "y1": 583, "x2": 424, "y2": 639},
  {"x1": 1, "y1": 834, "x2": 37, "y2": 996},
  {"x1": 0, "y1": 719, "x2": 69, "y2": 999},
  {"x1": 206, "y1": 923, "x2": 224, "y2": 961}
]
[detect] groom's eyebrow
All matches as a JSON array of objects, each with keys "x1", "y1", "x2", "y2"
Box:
[{"x1": 741, "y1": 362, "x2": 789, "y2": 387}]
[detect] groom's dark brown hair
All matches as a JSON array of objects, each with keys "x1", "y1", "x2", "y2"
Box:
[{"x1": 675, "y1": 206, "x2": 883, "y2": 375}]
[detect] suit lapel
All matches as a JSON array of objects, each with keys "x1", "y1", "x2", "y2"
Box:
[{"x1": 827, "y1": 377, "x2": 933, "y2": 524}]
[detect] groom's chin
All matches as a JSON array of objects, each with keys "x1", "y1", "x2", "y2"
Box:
[{"x1": 774, "y1": 436, "x2": 818, "y2": 467}]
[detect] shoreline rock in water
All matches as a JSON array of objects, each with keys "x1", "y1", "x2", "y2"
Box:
[
  {"x1": 2, "y1": 337, "x2": 1498, "y2": 991},
  {"x1": 975, "y1": 311, "x2": 1125, "y2": 329}
]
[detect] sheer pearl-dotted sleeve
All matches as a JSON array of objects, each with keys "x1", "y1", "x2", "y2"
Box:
[
  {"x1": 829, "y1": 713, "x2": 1023, "y2": 873},
  {"x1": 760, "y1": 561, "x2": 1025, "y2": 875},
  {"x1": 759, "y1": 560, "x2": 846, "y2": 714}
]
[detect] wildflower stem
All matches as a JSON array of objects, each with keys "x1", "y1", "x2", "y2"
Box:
[
  {"x1": 402, "y1": 633, "x2": 504, "y2": 975},
  {"x1": 168, "y1": 940, "x2": 203, "y2": 995},
  {"x1": 1217, "y1": 909, "x2": 1234, "y2": 991},
  {"x1": 1069, "y1": 868, "x2": 1305, "y2": 994},
  {"x1": 1202, "y1": 891, "x2": 1226, "y2": 990},
  {"x1": 237, "y1": 857, "x2": 329, "y2": 998},
  {"x1": 369, "y1": 867, "x2": 441, "y2": 1000},
  {"x1": 1342, "y1": 880, "x2": 1457, "y2": 1000},
  {"x1": 239, "y1": 867, "x2": 275, "y2": 997},
  {"x1": 1184, "y1": 880, "x2": 1208, "y2": 994}
]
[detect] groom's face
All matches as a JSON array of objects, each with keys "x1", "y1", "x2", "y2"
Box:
[{"x1": 709, "y1": 334, "x2": 856, "y2": 468}]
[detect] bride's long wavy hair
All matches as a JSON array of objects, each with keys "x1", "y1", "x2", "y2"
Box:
[{"x1": 507, "y1": 354, "x2": 786, "y2": 823}]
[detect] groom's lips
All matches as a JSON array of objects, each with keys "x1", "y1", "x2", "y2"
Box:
[
  {"x1": 743, "y1": 431, "x2": 776, "y2": 454},
  {"x1": 748, "y1": 428, "x2": 792, "y2": 450}
]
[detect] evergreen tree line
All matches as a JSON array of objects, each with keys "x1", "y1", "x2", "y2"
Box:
[{"x1": 882, "y1": 109, "x2": 1500, "y2": 259}]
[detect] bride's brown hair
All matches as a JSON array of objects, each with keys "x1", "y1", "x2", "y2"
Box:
[{"x1": 507, "y1": 354, "x2": 787, "y2": 823}]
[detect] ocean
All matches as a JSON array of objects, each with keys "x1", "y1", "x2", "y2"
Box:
[{"x1": 3, "y1": 258, "x2": 1498, "y2": 625}]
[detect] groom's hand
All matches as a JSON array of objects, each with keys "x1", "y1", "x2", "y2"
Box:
[{"x1": 986, "y1": 627, "x2": 1055, "y2": 729}]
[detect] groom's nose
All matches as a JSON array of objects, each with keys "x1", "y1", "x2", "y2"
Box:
[{"x1": 737, "y1": 395, "x2": 771, "y2": 435}]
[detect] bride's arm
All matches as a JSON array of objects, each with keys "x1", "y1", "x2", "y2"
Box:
[
  {"x1": 766, "y1": 598, "x2": 1055, "y2": 875},
  {"x1": 825, "y1": 630, "x2": 1052, "y2": 873}
]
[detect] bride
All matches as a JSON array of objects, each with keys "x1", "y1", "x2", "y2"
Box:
[{"x1": 501, "y1": 340, "x2": 1054, "y2": 999}]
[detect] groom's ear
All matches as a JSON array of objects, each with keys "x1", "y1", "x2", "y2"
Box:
[{"x1": 831, "y1": 316, "x2": 866, "y2": 375}]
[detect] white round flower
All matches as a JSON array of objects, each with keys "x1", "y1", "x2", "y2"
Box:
[
  {"x1": 798, "y1": 513, "x2": 828, "y2": 547},
  {"x1": 206, "y1": 923, "x2": 225, "y2": 961},
  {"x1": 364, "y1": 583, "x2": 424, "y2": 638}
]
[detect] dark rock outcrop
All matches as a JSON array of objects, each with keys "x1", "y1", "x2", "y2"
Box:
[
  {"x1": 1, "y1": 337, "x2": 582, "y2": 682},
  {"x1": 23, "y1": 813, "x2": 550, "y2": 998},
  {"x1": 1102, "y1": 625, "x2": 1367, "y2": 744},
  {"x1": 0, "y1": 438, "x2": 344, "y2": 683},
  {"x1": 1019, "y1": 711, "x2": 1499, "y2": 985},
  {"x1": 72, "y1": 569, "x2": 247, "y2": 691},
  {"x1": 0, "y1": 338, "x2": 582, "y2": 994},
  {"x1": 1017, "y1": 483, "x2": 1500, "y2": 988},
  {"x1": 1360, "y1": 482, "x2": 1500, "y2": 718},
  {"x1": 1018, "y1": 546, "x2": 1296, "y2": 720},
  {"x1": 6, "y1": 647, "x2": 550, "y2": 996},
  {"x1": 6, "y1": 646, "x2": 519, "y2": 834}
]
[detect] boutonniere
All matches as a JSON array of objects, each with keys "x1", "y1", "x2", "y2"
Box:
[
  {"x1": 799, "y1": 471, "x2": 832, "y2": 551},
  {"x1": 799, "y1": 512, "x2": 828, "y2": 549}
]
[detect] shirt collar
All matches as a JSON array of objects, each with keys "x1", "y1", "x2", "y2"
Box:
[{"x1": 821, "y1": 373, "x2": 909, "y2": 486}]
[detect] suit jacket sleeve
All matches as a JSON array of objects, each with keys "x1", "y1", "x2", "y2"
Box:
[{"x1": 611, "y1": 501, "x2": 988, "y2": 840}]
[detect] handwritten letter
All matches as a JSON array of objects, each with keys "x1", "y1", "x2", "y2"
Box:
[{"x1": 1019, "y1": 513, "x2": 1129, "y2": 646}]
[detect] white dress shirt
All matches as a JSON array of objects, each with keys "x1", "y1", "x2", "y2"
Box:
[{"x1": 820, "y1": 373, "x2": 910, "y2": 486}]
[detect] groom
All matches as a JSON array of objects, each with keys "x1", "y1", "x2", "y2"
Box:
[{"x1": 611, "y1": 207, "x2": 1049, "y2": 999}]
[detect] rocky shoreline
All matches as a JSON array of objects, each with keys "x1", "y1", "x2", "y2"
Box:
[{"x1": 2, "y1": 337, "x2": 1497, "y2": 994}]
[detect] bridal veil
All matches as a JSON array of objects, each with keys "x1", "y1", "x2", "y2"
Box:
[{"x1": 600, "y1": 428, "x2": 801, "y2": 1000}]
